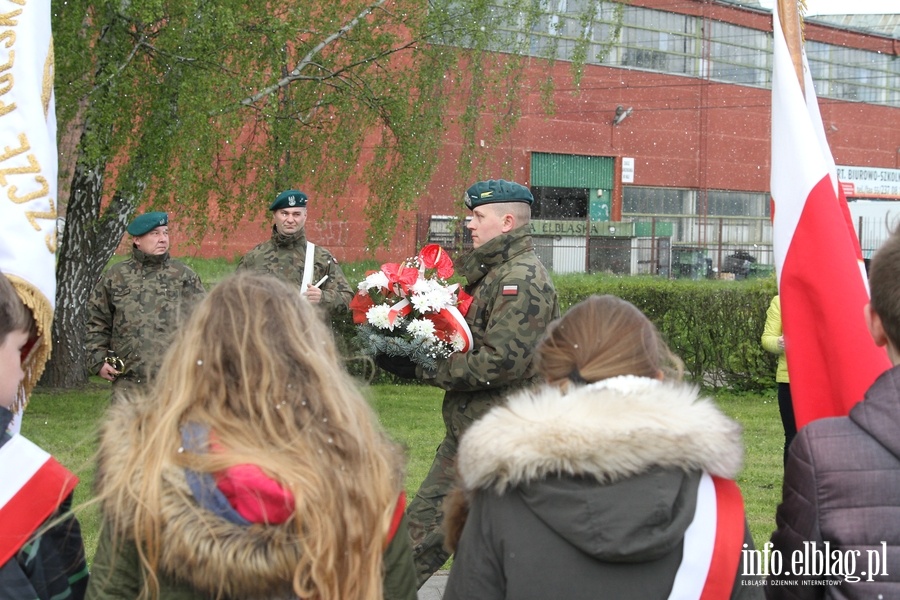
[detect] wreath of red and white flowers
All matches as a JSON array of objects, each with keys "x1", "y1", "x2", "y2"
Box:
[{"x1": 350, "y1": 244, "x2": 473, "y2": 369}]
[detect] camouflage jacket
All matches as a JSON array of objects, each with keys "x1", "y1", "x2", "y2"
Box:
[
  {"x1": 85, "y1": 248, "x2": 205, "y2": 385},
  {"x1": 423, "y1": 227, "x2": 559, "y2": 426},
  {"x1": 237, "y1": 227, "x2": 353, "y2": 315}
]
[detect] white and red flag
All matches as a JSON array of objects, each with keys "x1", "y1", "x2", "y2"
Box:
[
  {"x1": 770, "y1": 5, "x2": 890, "y2": 429},
  {"x1": 0, "y1": 0, "x2": 58, "y2": 426},
  {"x1": 0, "y1": 434, "x2": 77, "y2": 564}
]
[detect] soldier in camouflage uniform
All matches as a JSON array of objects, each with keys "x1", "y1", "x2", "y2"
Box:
[
  {"x1": 86, "y1": 212, "x2": 205, "y2": 395},
  {"x1": 236, "y1": 190, "x2": 352, "y2": 317},
  {"x1": 379, "y1": 179, "x2": 559, "y2": 587}
]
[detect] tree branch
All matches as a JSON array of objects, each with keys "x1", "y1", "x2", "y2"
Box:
[{"x1": 238, "y1": 0, "x2": 390, "y2": 107}]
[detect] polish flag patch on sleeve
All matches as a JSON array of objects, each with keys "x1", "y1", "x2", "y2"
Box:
[{"x1": 501, "y1": 285, "x2": 518, "y2": 296}]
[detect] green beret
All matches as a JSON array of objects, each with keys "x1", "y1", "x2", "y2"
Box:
[
  {"x1": 269, "y1": 190, "x2": 308, "y2": 211},
  {"x1": 464, "y1": 179, "x2": 533, "y2": 209},
  {"x1": 126, "y1": 212, "x2": 168, "y2": 236}
]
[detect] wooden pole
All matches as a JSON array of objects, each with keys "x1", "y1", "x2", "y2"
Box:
[{"x1": 777, "y1": 0, "x2": 805, "y2": 95}]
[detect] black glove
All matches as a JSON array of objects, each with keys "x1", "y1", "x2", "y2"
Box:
[{"x1": 375, "y1": 354, "x2": 418, "y2": 379}]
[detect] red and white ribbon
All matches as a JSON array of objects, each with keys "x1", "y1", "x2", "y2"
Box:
[
  {"x1": 387, "y1": 298, "x2": 412, "y2": 327},
  {"x1": 441, "y1": 306, "x2": 473, "y2": 353},
  {"x1": 668, "y1": 472, "x2": 744, "y2": 600}
]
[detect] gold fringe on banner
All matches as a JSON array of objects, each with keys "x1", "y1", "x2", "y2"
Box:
[{"x1": 7, "y1": 274, "x2": 53, "y2": 414}]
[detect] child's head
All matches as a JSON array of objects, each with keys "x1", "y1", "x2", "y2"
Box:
[
  {"x1": 868, "y1": 227, "x2": 900, "y2": 356},
  {"x1": 536, "y1": 294, "x2": 683, "y2": 387},
  {"x1": 122, "y1": 271, "x2": 402, "y2": 599},
  {"x1": 0, "y1": 272, "x2": 35, "y2": 409},
  {"x1": 156, "y1": 270, "x2": 352, "y2": 423}
]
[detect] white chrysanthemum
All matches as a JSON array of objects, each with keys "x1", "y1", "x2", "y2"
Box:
[
  {"x1": 450, "y1": 332, "x2": 466, "y2": 352},
  {"x1": 359, "y1": 271, "x2": 390, "y2": 293},
  {"x1": 366, "y1": 304, "x2": 397, "y2": 330},
  {"x1": 407, "y1": 318, "x2": 437, "y2": 341},
  {"x1": 411, "y1": 279, "x2": 456, "y2": 313}
]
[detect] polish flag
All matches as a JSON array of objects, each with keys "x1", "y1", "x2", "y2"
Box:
[
  {"x1": 0, "y1": 435, "x2": 78, "y2": 564},
  {"x1": 770, "y1": 7, "x2": 890, "y2": 429}
]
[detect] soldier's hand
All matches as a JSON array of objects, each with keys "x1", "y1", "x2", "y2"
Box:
[
  {"x1": 99, "y1": 362, "x2": 120, "y2": 382},
  {"x1": 375, "y1": 354, "x2": 418, "y2": 379},
  {"x1": 303, "y1": 284, "x2": 323, "y2": 304}
]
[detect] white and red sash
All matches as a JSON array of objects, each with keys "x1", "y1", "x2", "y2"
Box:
[
  {"x1": 668, "y1": 472, "x2": 745, "y2": 600},
  {"x1": 0, "y1": 435, "x2": 78, "y2": 564}
]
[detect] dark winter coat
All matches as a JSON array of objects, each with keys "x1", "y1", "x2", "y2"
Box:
[
  {"x1": 767, "y1": 364, "x2": 900, "y2": 598},
  {"x1": 443, "y1": 376, "x2": 763, "y2": 600},
  {"x1": 85, "y1": 396, "x2": 416, "y2": 600},
  {"x1": 0, "y1": 408, "x2": 88, "y2": 600}
]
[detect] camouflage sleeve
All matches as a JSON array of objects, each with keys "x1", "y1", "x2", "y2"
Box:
[
  {"x1": 426, "y1": 275, "x2": 557, "y2": 392},
  {"x1": 235, "y1": 248, "x2": 255, "y2": 272},
  {"x1": 317, "y1": 249, "x2": 353, "y2": 312},
  {"x1": 84, "y1": 276, "x2": 114, "y2": 376}
]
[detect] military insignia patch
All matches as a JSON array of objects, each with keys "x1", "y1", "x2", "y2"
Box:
[{"x1": 501, "y1": 285, "x2": 518, "y2": 296}]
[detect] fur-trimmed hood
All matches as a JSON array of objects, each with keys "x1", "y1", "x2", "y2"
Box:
[
  {"x1": 94, "y1": 400, "x2": 303, "y2": 599},
  {"x1": 457, "y1": 376, "x2": 743, "y2": 493},
  {"x1": 447, "y1": 377, "x2": 745, "y2": 564}
]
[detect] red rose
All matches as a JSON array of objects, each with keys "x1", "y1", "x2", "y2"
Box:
[{"x1": 418, "y1": 244, "x2": 454, "y2": 280}]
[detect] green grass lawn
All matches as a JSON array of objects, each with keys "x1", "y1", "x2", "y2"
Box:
[{"x1": 22, "y1": 380, "x2": 785, "y2": 566}]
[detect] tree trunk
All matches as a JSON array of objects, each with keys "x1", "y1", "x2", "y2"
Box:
[{"x1": 40, "y1": 148, "x2": 129, "y2": 388}]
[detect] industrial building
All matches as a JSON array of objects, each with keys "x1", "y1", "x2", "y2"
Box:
[{"x1": 208, "y1": 0, "x2": 900, "y2": 277}]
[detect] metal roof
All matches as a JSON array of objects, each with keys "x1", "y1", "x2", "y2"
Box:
[{"x1": 716, "y1": 0, "x2": 900, "y2": 39}]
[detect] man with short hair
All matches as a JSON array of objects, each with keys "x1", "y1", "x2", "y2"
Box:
[
  {"x1": 237, "y1": 189, "x2": 352, "y2": 316},
  {"x1": 86, "y1": 212, "x2": 205, "y2": 393},
  {"x1": 379, "y1": 179, "x2": 560, "y2": 587}
]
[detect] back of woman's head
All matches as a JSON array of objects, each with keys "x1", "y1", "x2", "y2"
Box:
[
  {"x1": 536, "y1": 295, "x2": 683, "y2": 386},
  {"x1": 159, "y1": 271, "x2": 348, "y2": 431},
  {"x1": 116, "y1": 272, "x2": 402, "y2": 600}
]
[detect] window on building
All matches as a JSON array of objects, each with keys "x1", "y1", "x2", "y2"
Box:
[
  {"x1": 613, "y1": 7, "x2": 699, "y2": 76},
  {"x1": 460, "y1": 1, "x2": 899, "y2": 109},
  {"x1": 708, "y1": 21, "x2": 770, "y2": 86},
  {"x1": 707, "y1": 190, "x2": 770, "y2": 217},
  {"x1": 623, "y1": 187, "x2": 688, "y2": 215},
  {"x1": 531, "y1": 186, "x2": 589, "y2": 219}
]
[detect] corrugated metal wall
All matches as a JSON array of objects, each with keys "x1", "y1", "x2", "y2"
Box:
[{"x1": 531, "y1": 152, "x2": 615, "y2": 188}]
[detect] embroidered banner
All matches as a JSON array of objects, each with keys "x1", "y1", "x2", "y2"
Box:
[{"x1": 0, "y1": 0, "x2": 58, "y2": 413}]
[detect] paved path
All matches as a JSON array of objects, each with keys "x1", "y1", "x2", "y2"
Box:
[{"x1": 417, "y1": 570, "x2": 448, "y2": 600}]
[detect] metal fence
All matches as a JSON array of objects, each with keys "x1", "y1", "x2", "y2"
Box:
[
  {"x1": 422, "y1": 214, "x2": 776, "y2": 279},
  {"x1": 422, "y1": 212, "x2": 895, "y2": 278}
]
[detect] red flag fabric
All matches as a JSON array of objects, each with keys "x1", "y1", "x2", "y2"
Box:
[
  {"x1": 770, "y1": 8, "x2": 890, "y2": 428},
  {"x1": 0, "y1": 435, "x2": 78, "y2": 564}
]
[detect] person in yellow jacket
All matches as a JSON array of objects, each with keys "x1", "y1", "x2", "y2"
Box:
[{"x1": 761, "y1": 294, "x2": 796, "y2": 465}]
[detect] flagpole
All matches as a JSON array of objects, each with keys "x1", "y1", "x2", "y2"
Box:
[{"x1": 776, "y1": 0, "x2": 805, "y2": 95}]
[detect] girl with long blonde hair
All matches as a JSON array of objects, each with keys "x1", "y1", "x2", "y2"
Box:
[{"x1": 86, "y1": 271, "x2": 416, "y2": 600}]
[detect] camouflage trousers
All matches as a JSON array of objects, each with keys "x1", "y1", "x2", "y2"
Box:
[
  {"x1": 406, "y1": 391, "x2": 503, "y2": 588},
  {"x1": 406, "y1": 434, "x2": 458, "y2": 588}
]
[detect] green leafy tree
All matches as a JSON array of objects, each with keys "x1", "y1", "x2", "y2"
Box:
[{"x1": 44, "y1": 0, "x2": 623, "y2": 387}]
